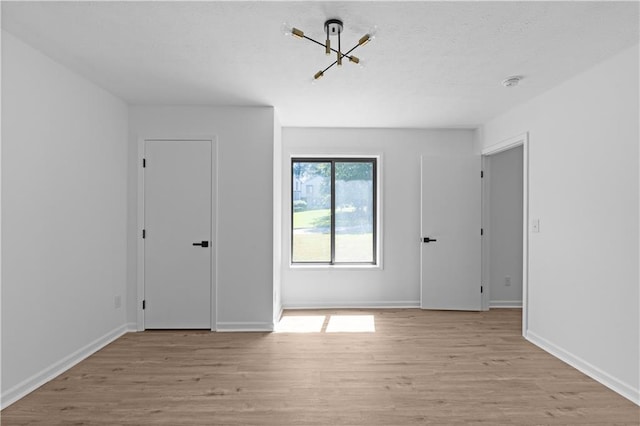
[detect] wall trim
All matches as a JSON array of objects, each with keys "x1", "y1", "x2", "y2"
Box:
[
  {"x1": 216, "y1": 322, "x2": 274, "y2": 332},
  {"x1": 1, "y1": 324, "x2": 129, "y2": 409},
  {"x1": 275, "y1": 307, "x2": 284, "y2": 324},
  {"x1": 526, "y1": 330, "x2": 639, "y2": 406},
  {"x1": 481, "y1": 132, "x2": 529, "y2": 337},
  {"x1": 489, "y1": 300, "x2": 523, "y2": 308},
  {"x1": 283, "y1": 301, "x2": 421, "y2": 310}
]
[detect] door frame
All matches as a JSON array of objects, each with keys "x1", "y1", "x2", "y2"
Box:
[
  {"x1": 481, "y1": 132, "x2": 529, "y2": 336},
  {"x1": 137, "y1": 137, "x2": 219, "y2": 331}
]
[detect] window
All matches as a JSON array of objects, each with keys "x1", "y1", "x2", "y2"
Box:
[{"x1": 291, "y1": 158, "x2": 377, "y2": 265}]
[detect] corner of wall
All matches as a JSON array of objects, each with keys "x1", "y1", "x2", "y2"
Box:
[
  {"x1": 273, "y1": 110, "x2": 283, "y2": 325},
  {"x1": 472, "y1": 126, "x2": 484, "y2": 155}
]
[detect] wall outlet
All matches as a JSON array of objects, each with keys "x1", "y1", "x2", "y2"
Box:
[
  {"x1": 114, "y1": 295, "x2": 121, "y2": 309},
  {"x1": 505, "y1": 276, "x2": 511, "y2": 286}
]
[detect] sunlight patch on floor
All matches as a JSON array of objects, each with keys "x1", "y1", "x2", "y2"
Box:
[
  {"x1": 326, "y1": 315, "x2": 376, "y2": 333},
  {"x1": 275, "y1": 314, "x2": 375, "y2": 333}
]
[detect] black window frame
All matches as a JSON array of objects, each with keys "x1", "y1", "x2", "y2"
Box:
[{"x1": 291, "y1": 157, "x2": 377, "y2": 265}]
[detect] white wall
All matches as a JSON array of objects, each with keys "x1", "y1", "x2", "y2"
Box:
[
  {"x1": 487, "y1": 146, "x2": 523, "y2": 307},
  {"x1": 1, "y1": 31, "x2": 128, "y2": 406},
  {"x1": 481, "y1": 45, "x2": 639, "y2": 404},
  {"x1": 128, "y1": 106, "x2": 275, "y2": 330},
  {"x1": 281, "y1": 128, "x2": 474, "y2": 307}
]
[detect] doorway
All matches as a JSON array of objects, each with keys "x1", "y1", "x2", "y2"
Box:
[
  {"x1": 481, "y1": 133, "x2": 529, "y2": 335},
  {"x1": 139, "y1": 139, "x2": 217, "y2": 329},
  {"x1": 485, "y1": 146, "x2": 523, "y2": 307}
]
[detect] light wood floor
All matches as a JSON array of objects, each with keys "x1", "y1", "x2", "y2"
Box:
[{"x1": 2, "y1": 309, "x2": 638, "y2": 425}]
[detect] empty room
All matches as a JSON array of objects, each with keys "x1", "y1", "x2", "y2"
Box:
[{"x1": 1, "y1": 1, "x2": 639, "y2": 424}]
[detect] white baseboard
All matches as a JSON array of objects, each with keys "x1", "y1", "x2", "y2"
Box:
[
  {"x1": 1, "y1": 323, "x2": 129, "y2": 409},
  {"x1": 274, "y1": 307, "x2": 284, "y2": 324},
  {"x1": 526, "y1": 330, "x2": 639, "y2": 406},
  {"x1": 489, "y1": 300, "x2": 523, "y2": 308},
  {"x1": 282, "y1": 300, "x2": 421, "y2": 310},
  {"x1": 125, "y1": 322, "x2": 138, "y2": 332},
  {"x1": 216, "y1": 321, "x2": 274, "y2": 332}
]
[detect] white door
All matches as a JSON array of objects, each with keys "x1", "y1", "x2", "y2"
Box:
[
  {"x1": 144, "y1": 140, "x2": 212, "y2": 328},
  {"x1": 420, "y1": 155, "x2": 481, "y2": 310}
]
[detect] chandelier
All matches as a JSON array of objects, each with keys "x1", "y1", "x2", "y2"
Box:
[{"x1": 283, "y1": 19, "x2": 374, "y2": 80}]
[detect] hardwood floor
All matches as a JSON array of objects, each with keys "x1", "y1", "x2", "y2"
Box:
[{"x1": 2, "y1": 309, "x2": 638, "y2": 425}]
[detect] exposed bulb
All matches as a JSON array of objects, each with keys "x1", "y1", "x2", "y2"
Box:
[
  {"x1": 359, "y1": 25, "x2": 378, "y2": 46},
  {"x1": 280, "y1": 22, "x2": 292, "y2": 37},
  {"x1": 368, "y1": 25, "x2": 378, "y2": 41}
]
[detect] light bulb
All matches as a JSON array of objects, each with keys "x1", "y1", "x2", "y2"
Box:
[
  {"x1": 280, "y1": 22, "x2": 292, "y2": 37},
  {"x1": 359, "y1": 25, "x2": 378, "y2": 45},
  {"x1": 368, "y1": 25, "x2": 378, "y2": 40}
]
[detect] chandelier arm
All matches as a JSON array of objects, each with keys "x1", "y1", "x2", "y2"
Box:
[
  {"x1": 321, "y1": 59, "x2": 339, "y2": 74},
  {"x1": 342, "y1": 42, "x2": 362, "y2": 58},
  {"x1": 302, "y1": 35, "x2": 355, "y2": 60}
]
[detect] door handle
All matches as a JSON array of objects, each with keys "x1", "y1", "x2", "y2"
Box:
[
  {"x1": 423, "y1": 237, "x2": 437, "y2": 243},
  {"x1": 192, "y1": 241, "x2": 209, "y2": 248}
]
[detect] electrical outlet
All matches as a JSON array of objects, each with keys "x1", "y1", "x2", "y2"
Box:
[
  {"x1": 505, "y1": 276, "x2": 511, "y2": 286},
  {"x1": 114, "y1": 295, "x2": 121, "y2": 309}
]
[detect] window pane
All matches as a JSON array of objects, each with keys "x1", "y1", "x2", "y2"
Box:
[
  {"x1": 334, "y1": 162, "x2": 374, "y2": 263},
  {"x1": 292, "y1": 161, "x2": 332, "y2": 262}
]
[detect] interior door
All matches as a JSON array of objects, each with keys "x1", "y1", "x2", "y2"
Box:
[
  {"x1": 144, "y1": 140, "x2": 212, "y2": 328},
  {"x1": 420, "y1": 155, "x2": 481, "y2": 310}
]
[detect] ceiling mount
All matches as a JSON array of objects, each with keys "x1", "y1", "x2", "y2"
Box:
[
  {"x1": 324, "y1": 19, "x2": 343, "y2": 36},
  {"x1": 283, "y1": 18, "x2": 374, "y2": 80}
]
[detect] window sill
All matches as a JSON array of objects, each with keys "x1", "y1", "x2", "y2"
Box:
[{"x1": 289, "y1": 263, "x2": 382, "y2": 271}]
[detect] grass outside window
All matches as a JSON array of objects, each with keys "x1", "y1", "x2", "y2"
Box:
[{"x1": 291, "y1": 158, "x2": 377, "y2": 265}]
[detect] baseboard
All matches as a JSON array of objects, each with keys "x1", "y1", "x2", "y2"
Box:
[
  {"x1": 274, "y1": 307, "x2": 284, "y2": 324},
  {"x1": 216, "y1": 321, "x2": 274, "y2": 332},
  {"x1": 282, "y1": 301, "x2": 421, "y2": 310},
  {"x1": 489, "y1": 300, "x2": 523, "y2": 308},
  {"x1": 125, "y1": 322, "x2": 138, "y2": 332},
  {"x1": 526, "y1": 330, "x2": 639, "y2": 406},
  {"x1": 1, "y1": 323, "x2": 129, "y2": 409}
]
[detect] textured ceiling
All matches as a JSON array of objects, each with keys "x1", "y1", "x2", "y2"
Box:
[{"x1": 2, "y1": 1, "x2": 638, "y2": 128}]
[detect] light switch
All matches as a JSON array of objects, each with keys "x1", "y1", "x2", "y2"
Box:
[{"x1": 532, "y1": 219, "x2": 540, "y2": 233}]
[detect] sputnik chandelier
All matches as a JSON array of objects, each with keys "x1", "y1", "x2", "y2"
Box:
[{"x1": 283, "y1": 19, "x2": 374, "y2": 80}]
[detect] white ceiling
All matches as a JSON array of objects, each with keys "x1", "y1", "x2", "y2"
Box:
[{"x1": 2, "y1": 1, "x2": 638, "y2": 128}]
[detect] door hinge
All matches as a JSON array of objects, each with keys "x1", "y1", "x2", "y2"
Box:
[
  {"x1": 481, "y1": 170, "x2": 484, "y2": 178},
  {"x1": 142, "y1": 300, "x2": 146, "y2": 310},
  {"x1": 143, "y1": 158, "x2": 146, "y2": 168},
  {"x1": 481, "y1": 228, "x2": 484, "y2": 236},
  {"x1": 142, "y1": 229, "x2": 146, "y2": 239},
  {"x1": 481, "y1": 286, "x2": 484, "y2": 294}
]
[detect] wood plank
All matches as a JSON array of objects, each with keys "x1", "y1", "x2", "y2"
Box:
[{"x1": 2, "y1": 309, "x2": 638, "y2": 425}]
